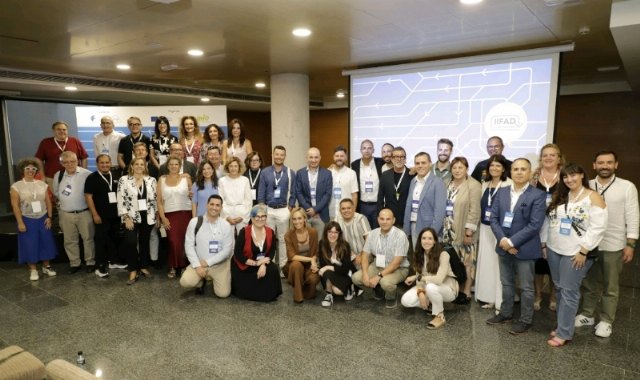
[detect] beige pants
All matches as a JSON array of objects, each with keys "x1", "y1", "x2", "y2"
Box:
[
  {"x1": 180, "y1": 259, "x2": 231, "y2": 298},
  {"x1": 352, "y1": 263, "x2": 409, "y2": 300},
  {"x1": 59, "y1": 210, "x2": 95, "y2": 267}
]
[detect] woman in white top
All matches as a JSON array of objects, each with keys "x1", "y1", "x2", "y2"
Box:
[
  {"x1": 157, "y1": 156, "x2": 193, "y2": 278},
  {"x1": 218, "y1": 156, "x2": 252, "y2": 235},
  {"x1": 542, "y1": 163, "x2": 607, "y2": 347},
  {"x1": 474, "y1": 154, "x2": 511, "y2": 310},
  {"x1": 401, "y1": 227, "x2": 458, "y2": 329},
  {"x1": 223, "y1": 118, "x2": 252, "y2": 164}
]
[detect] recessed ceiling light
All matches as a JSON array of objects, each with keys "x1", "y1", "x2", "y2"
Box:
[
  {"x1": 460, "y1": 0, "x2": 483, "y2": 4},
  {"x1": 65, "y1": 86, "x2": 78, "y2": 91},
  {"x1": 336, "y1": 90, "x2": 346, "y2": 98},
  {"x1": 597, "y1": 65, "x2": 620, "y2": 72},
  {"x1": 255, "y1": 82, "x2": 266, "y2": 89},
  {"x1": 188, "y1": 49, "x2": 204, "y2": 56},
  {"x1": 292, "y1": 28, "x2": 312, "y2": 37},
  {"x1": 201, "y1": 97, "x2": 210, "y2": 102},
  {"x1": 116, "y1": 64, "x2": 131, "y2": 70}
]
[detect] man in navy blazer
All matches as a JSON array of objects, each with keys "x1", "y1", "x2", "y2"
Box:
[
  {"x1": 403, "y1": 152, "x2": 447, "y2": 247},
  {"x1": 295, "y1": 147, "x2": 333, "y2": 235},
  {"x1": 487, "y1": 158, "x2": 546, "y2": 335}
]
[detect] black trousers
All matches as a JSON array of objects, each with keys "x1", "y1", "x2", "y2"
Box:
[{"x1": 94, "y1": 216, "x2": 122, "y2": 269}]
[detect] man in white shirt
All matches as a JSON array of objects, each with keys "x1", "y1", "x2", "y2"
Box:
[
  {"x1": 93, "y1": 116, "x2": 124, "y2": 171},
  {"x1": 575, "y1": 150, "x2": 639, "y2": 338},
  {"x1": 329, "y1": 145, "x2": 358, "y2": 220},
  {"x1": 352, "y1": 208, "x2": 410, "y2": 308},
  {"x1": 180, "y1": 195, "x2": 234, "y2": 297},
  {"x1": 53, "y1": 151, "x2": 95, "y2": 274}
]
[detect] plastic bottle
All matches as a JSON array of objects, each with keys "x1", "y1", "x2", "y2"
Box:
[{"x1": 76, "y1": 351, "x2": 86, "y2": 368}]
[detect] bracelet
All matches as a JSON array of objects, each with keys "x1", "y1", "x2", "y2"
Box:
[{"x1": 417, "y1": 288, "x2": 426, "y2": 296}]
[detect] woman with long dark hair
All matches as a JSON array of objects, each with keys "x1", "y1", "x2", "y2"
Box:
[
  {"x1": 317, "y1": 221, "x2": 356, "y2": 307},
  {"x1": 200, "y1": 124, "x2": 226, "y2": 164},
  {"x1": 401, "y1": 227, "x2": 458, "y2": 329},
  {"x1": 192, "y1": 161, "x2": 219, "y2": 217},
  {"x1": 543, "y1": 163, "x2": 607, "y2": 347},
  {"x1": 150, "y1": 116, "x2": 178, "y2": 169},
  {"x1": 223, "y1": 118, "x2": 252, "y2": 164}
]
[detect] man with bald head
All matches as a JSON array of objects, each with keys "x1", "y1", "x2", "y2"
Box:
[
  {"x1": 93, "y1": 116, "x2": 124, "y2": 172},
  {"x1": 295, "y1": 147, "x2": 333, "y2": 234},
  {"x1": 351, "y1": 208, "x2": 410, "y2": 308}
]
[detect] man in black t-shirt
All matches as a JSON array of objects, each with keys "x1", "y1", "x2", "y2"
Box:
[{"x1": 117, "y1": 116, "x2": 152, "y2": 176}]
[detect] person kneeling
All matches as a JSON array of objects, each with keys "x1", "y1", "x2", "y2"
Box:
[
  {"x1": 180, "y1": 195, "x2": 233, "y2": 298},
  {"x1": 401, "y1": 228, "x2": 458, "y2": 329}
]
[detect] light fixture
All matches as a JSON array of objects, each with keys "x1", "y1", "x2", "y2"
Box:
[
  {"x1": 255, "y1": 82, "x2": 266, "y2": 89},
  {"x1": 597, "y1": 65, "x2": 620, "y2": 72},
  {"x1": 65, "y1": 86, "x2": 78, "y2": 91},
  {"x1": 188, "y1": 49, "x2": 204, "y2": 56},
  {"x1": 460, "y1": 0, "x2": 483, "y2": 4},
  {"x1": 95, "y1": 369, "x2": 103, "y2": 378},
  {"x1": 292, "y1": 28, "x2": 312, "y2": 37},
  {"x1": 201, "y1": 97, "x2": 210, "y2": 102},
  {"x1": 336, "y1": 90, "x2": 346, "y2": 98},
  {"x1": 116, "y1": 64, "x2": 131, "y2": 70}
]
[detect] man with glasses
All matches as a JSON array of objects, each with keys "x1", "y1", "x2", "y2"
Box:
[
  {"x1": 378, "y1": 146, "x2": 414, "y2": 228},
  {"x1": 53, "y1": 151, "x2": 95, "y2": 274},
  {"x1": 206, "y1": 145, "x2": 225, "y2": 179},
  {"x1": 471, "y1": 136, "x2": 512, "y2": 182},
  {"x1": 35, "y1": 120, "x2": 88, "y2": 187},
  {"x1": 117, "y1": 116, "x2": 152, "y2": 175},
  {"x1": 160, "y1": 143, "x2": 197, "y2": 182}
]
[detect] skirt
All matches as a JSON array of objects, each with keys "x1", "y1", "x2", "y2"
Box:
[
  {"x1": 231, "y1": 261, "x2": 282, "y2": 302},
  {"x1": 17, "y1": 215, "x2": 58, "y2": 264},
  {"x1": 166, "y1": 210, "x2": 191, "y2": 269},
  {"x1": 474, "y1": 224, "x2": 502, "y2": 308}
]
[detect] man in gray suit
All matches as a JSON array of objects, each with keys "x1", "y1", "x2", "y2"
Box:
[
  {"x1": 403, "y1": 152, "x2": 447, "y2": 247},
  {"x1": 487, "y1": 158, "x2": 546, "y2": 335}
]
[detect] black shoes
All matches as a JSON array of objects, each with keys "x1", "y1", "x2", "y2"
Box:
[
  {"x1": 509, "y1": 322, "x2": 532, "y2": 335},
  {"x1": 486, "y1": 314, "x2": 513, "y2": 325},
  {"x1": 85, "y1": 265, "x2": 95, "y2": 273},
  {"x1": 68, "y1": 266, "x2": 81, "y2": 274},
  {"x1": 373, "y1": 285, "x2": 385, "y2": 300}
]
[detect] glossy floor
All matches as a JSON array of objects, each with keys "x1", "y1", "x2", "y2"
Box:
[{"x1": 0, "y1": 258, "x2": 638, "y2": 380}]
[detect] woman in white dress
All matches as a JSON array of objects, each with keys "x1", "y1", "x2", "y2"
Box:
[
  {"x1": 474, "y1": 154, "x2": 511, "y2": 310},
  {"x1": 218, "y1": 156, "x2": 252, "y2": 235}
]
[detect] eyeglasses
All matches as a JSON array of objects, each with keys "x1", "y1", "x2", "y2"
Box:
[
  {"x1": 129, "y1": 123, "x2": 142, "y2": 127},
  {"x1": 24, "y1": 167, "x2": 38, "y2": 171},
  {"x1": 254, "y1": 215, "x2": 267, "y2": 220},
  {"x1": 392, "y1": 155, "x2": 406, "y2": 159}
]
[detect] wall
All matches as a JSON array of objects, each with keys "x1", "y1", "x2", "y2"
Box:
[
  {"x1": 227, "y1": 111, "x2": 272, "y2": 166},
  {"x1": 310, "y1": 109, "x2": 349, "y2": 167}
]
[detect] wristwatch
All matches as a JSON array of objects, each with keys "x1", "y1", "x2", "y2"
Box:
[{"x1": 377, "y1": 272, "x2": 384, "y2": 278}]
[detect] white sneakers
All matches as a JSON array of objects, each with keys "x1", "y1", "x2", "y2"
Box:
[
  {"x1": 321, "y1": 293, "x2": 333, "y2": 307},
  {"x1": 30, "y1": 266, "x2": 57, "y2": 281},
  {"x1": 30, "y1": 270, "x2": 39, "y2": 281},
  {"x1": 42, "y1": 266, "x2": 57, "y2": 277},
  {"x1": 575, "y1": 314, "x2": 612, "y2": 338}
]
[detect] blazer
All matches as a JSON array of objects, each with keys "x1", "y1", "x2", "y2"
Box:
[
  {"x1": 117, "y1": 175, "x2": 158, "y2": 225},
  {"x1": 449, "y1": 177, "x2": 482, "y2": 245},
  {"x1": 377, "y1": 166, "x2": 415, "y2": 227},
  {"x1": 284, "y1": 227, "x2": 319, "y2": 262},
  {"x1": 294, "y1": 167, "x2": 333, "y2": 222},
  {"x1": 489, "y1": 185, "x2": 546, "y2": 259},
  {"x1": 403, "y1": 174, "x2": 447, "y2": 236}
]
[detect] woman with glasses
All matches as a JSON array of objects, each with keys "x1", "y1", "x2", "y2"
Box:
[
  {"x1": 150, "y1": 116, "x2": 178, "y2": 169},
  {"x1": 200, "y1": 124, "x2": 226, "y2": 164},
  {"x1": 244, "y1": 151, "x2": 264, "y2": 206},
  {"x1": 10, "y1": 158, "x2": 58, "y2": 281},
  {"x1": 231, "y1": 205, "x2": 282, "y2": 302}
]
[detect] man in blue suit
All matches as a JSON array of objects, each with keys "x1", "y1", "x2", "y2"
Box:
[
  {"x1": 403, "y1": 152, "x2": 447, "y2": 247},
  {"x1": 487, "y1": 158, "x2": 546, "y2": 335},
  {"x1": 295, "y1": 147, "x2": 333, "y2": 236}
]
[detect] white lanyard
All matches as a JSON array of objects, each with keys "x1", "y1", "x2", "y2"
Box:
[
  {"x1": 130, "y1": 134, "x2": 141, "y2": 145},
  {"x1": 569, "y1": 186, "x2": 585, "y2": 203},
  {"x1": 137, "y1": 181, "x2": 145, "y2": 198},
  {"x1": 98, "y1": 172, "x2": 114, "y2": 191},
  {"x1": 207, "y1": 219, "x2": 219, "y2": 237},
  {"x1": 274, "y1": 169, "x2": 283, "y2": 187},
  {"x1": 54, "y1": 138, "x2": 68, "y2": 153},
  {"x1": 23, "y1": 179, "x2": 37, "y2": 200},
  {"x1": 251, "y1": 227, "x2": 265, "y2": 253},
  {"x1": 249, "y1": 168, "x2": 261, "y2": 189},
  {"x1": 487, "y1": 181, "x2": 502, "y2": 207},
  {"x1": 308, "y1": 169, "x2": 318, "y2": 187},
  {"x1": 394, "y1": 168, "x2": 406, "y2": 193},
  {"x1": 185, "y1": 140, "x2": 195, "y2": 156},
  {"x1": 542, "y1": 171, "x2": 558, "y2": 193}
]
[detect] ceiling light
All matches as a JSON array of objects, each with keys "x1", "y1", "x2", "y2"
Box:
[
  {"x1": 336, "y1": 90, "x2": 346, "y2": 98},
  {"x1": 65, "y1": 86, "x2": 78, "y2": 91},
  {"x1": 116, "y1": 64, "x2": 131, "y2": 70},
  {"x1": 460, "y1": 0, "x2": 483, "y2": 4},
  {"x1": 255, "y1": 82, "x2": 266, "y2": 89},
  {"x1": 597, "y1": 65, "x2": 620, "y2": 72},
  {"x1": 188, "y1": 49, "x2": 204, "y2": 56},
  {"x1": 201, "y1": 97, "x2": 210, "y2": 102},
  {"x1": 292, "y1": 28, "x2": 312, "y2": 37}
]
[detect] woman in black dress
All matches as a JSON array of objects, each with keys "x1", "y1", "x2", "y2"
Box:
[
  {"x1": 231, "y1": 204, "x2": 282, "y2": 301},
  {"x1": 317, "y1": 221, "x2": 356, "y2": 307}
]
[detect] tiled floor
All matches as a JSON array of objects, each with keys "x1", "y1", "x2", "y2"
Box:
[{"x1": 0, "y1": 256, "x2": 638, "y2": 380}]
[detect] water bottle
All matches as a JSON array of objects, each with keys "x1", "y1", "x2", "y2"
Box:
[{"x1": 76, "y1": 351, "x2": 86, "y2": 368}]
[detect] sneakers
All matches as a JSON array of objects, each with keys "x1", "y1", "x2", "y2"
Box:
[
  {"x1": 574, "y1": 314, "x2": 595, "y2": 327},
  {"x1": 42, "y1": 266, "x2": 57, "y2": 277},
  {"x1": 385, "y1": 297, "x2": 397, "y2": 309},
  {"x1": 486, "y1": 314, "x2": 513, "y2": 325},
  {"x1": 344, "y1": 289, "x2": 354, "y2": 301},
  {"x1": 30, "y1": 270, "x2": 39, "y2": 281},
  {"x1": 321, "y1": 293, "x2": 333, "y2": 307},
  {"x1": 109, "y1": 263, "x2": 128, "y2": 269},
  {"x1": 373, "y1": 285, "x2": 385, "y2": 300},
  {"x1": 509, "y1": 321, "x2": 532, "y2": 335},
  {"x1": 595, "y1": 321, "x2": 612, "y2": 338},
  {"x1": 95, "y1": 268, "x2": 109, "y2": 278}
]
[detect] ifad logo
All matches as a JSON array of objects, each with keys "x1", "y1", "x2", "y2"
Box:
[{"x1": 483, "y1": 102, "x2": 527, "y2": 143}]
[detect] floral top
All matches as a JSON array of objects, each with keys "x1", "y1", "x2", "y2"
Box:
[
  {"x1": 117, "y1": 175, "x2": 158, "y2": 225},
  {"x1": 151, "y1": 134, "x2": 178, "y2": 164}
]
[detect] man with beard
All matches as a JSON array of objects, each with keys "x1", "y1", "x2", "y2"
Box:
[
  {"x1": 378, "y1": 146, "x2": 414, "y2": 228},
  {"x1": 381, "y1": 143, "x2": 394, "y2": 173},
  {"x1": 575, "y1": 150, "x2": 639, "y2": 338},
  {"x1": 431, "y1": 138, "x2": 453, "y2": 185},
  {"x1": 328, "y1": 145, "x2": 358, "y2": 220},
  {"x1": 117, "y1": 116, "x2": 152, "y2": 176}
]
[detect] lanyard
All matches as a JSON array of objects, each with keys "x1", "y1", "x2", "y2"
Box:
[
  {"x1": 308, "y1": 169, "x2": 318, "y2": 187},
  {"x1": 487, "y1": 181, "x2": 502, "y2": 207},
  {"x1": 207, "y1": 218, "x2": 219, "y2": 237},
  {"x1": 98, "y1": 172, "x2": 114, "y2": 191},
  {"x1": 595, "y1": 176, "x2": 615, "y2": 199},
  {"x1": 185, "y1": 140, "x2": 195, "y2": 156},
  {"x1": 23, "y1": 179, "x2": 37, "y2": 200},
  {"x1": 510, "y1": 184, "x2": 527, "y2": 212},
  {"x1": 249, "y1": 168, "x2": 261, "y2": 189},
  {"x1": 54, "y1": 138, "x2": 68, "y2": 153},
  {"x1": 569, "y1": 186, "x2": 585, "y2": 203},
  {"x1": 541, "y1": 171, "x2": 558, "y2": 193},
  {"x1": 251, "y1": 226, "x2": 265, "y2": 253},
  {"x1": 274, "y1": 169, "x2": 283, "y2": 187},
  {"x1": 130, "y1": 134, "x2": 141, "y2": 145},
  {"x1": 393, "y1": 168, "x2": 406, "y2": 193},
  {"x1": 137, "y1": 180, "x2": 145, "y2": 198}
]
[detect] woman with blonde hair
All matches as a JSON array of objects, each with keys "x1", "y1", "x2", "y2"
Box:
[{"x1": 283, "y1": 207, "x2": 320, "y2": 303}]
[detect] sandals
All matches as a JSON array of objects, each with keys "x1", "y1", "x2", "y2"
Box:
[
  {"x1": 481, "y1": 303, "x2": 495, "y2": 309},
  {"x1": 547, "y1": 336, "x2": 570, "y2": 347},
  {"x1": 167, "y1": 268, "x2": 176, "y2": 279},
  {"x1": 427, "y1": 313, "x2": 446, "y2": 330}
]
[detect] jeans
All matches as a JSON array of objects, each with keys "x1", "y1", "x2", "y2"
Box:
[
  {"x1": 359, "y1": 202, "x2": 379, "y2": 229},
  {"x1": 498, "y1": 254, "x2": 535, "y2": 324},
  {"x1": 547, "y1": 248, "x2": 594, "y2": 340}
]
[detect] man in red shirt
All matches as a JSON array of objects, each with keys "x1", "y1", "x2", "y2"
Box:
[{"x1": 35, "y1": 121, "x2": 88, "y2": 186}]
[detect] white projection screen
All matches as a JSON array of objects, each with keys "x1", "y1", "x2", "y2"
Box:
[{"x1": 345, "y1": 45, "x2": 572, "y2": 169}]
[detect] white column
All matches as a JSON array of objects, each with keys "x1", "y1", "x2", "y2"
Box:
[{"x1": 270, "y1": 73, "x2": 309, "y2": 171}]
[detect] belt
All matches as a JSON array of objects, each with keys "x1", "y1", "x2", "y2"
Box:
[
  {"x1": 360, "y1": 201, "x2": 377, "y2": 205},
  {"x1": 268, "y1": 204, "x2": 288, "y2": 209},
  {"x1": 64, "y1": 208, "x2": 89, "y2": 214}
]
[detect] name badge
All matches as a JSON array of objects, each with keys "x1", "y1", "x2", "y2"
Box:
[
  {"x1": 31, "y1": 201, "x2": 42, "y2": 214},
  {"x1": 138, "y1": 199, "x2": 148, "y2": 211},
  {"x1": 410, "y1": 199, "x2": 419, "y2": 222},
  {"x1": 333, "y1": 187, "x2": 342, "y2": 200},
  {"x1": 61, "y1": 184, "x2": 72, "y2": 197},
  {"x1": 446, "y1": 200, "x2": 454, "y2": 217},
  {"x1": 251, "y1": 189, "x2": 257, "y2": 201},
  {"x1": 375, "y1": 253, "x2": 386, "y2": 268},
  {"x1": 365, "y1": 181, "x2": 374, "y2": 193},
  {"x1": 502, "y1": 211, "x2": 514, "y2": 228},
  {"x1": 546, "y1": 193, "x2": 552, "y2": 206},
  {"x1": 101, "y1": 147, "x2": 109, "y2": 154},
  {"x1": 186, "y1": 156, "x2": 195, "y2": 163},
  {"x1": 274, "y1": 188, "x2": 281, "y2": 198},
  {"x1": 560, "y1": 218, "x2": 572, "y2": 236},
  {"x1": 209, "y1": 240, "x2": 219, "y2": 254},
  {"x1": 159, "y1": 154, "x2": 168, "y2": 166},
  {"x1": 483, "y1": 207, "x2": 491, "y2": 222},
  {"x1": 108, "y1": 192, "x2": 117, "y2": 204}
]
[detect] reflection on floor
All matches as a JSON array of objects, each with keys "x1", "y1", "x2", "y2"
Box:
[{"x1": 0, "y1": 258, "x2": 638, "y2": 380}]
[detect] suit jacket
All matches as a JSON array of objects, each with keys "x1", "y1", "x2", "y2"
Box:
[
  {"x1": 294, "y1": 167, "x2": 333, "y2": 222},
  {"x1": 403, "y1": 174, "x2": 447, "y2": 236},
  {"x1": 159, "y1": 160, "x2": 197, "y2": 182},
  {"x1": 351, "y1": 157, "x2": 384, "y2": 210},
  {"x1": 377, "y1": 167, "x2": 415, "y2": 227},
  {"x1": 489, "y1": 185, "x2": 546, "y2": 259}
]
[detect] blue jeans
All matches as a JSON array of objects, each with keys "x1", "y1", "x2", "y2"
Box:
[
  {"x1": 547, "y1": 248, "x2": 594, "y2": 340},
  {"x1": 359, "y1": 202, "x2": 379, "y2": 229},
  {"x1": 498, "y1": 254, "x2": 535, "y2": 324}
]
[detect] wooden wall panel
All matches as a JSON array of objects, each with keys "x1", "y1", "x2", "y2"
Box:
[
  {"x1": 310, "y1": 109, "x2": 349, "y2": 167},
  {"x1": 226, "y1": 111, "x2": 272, "y2": 165}
]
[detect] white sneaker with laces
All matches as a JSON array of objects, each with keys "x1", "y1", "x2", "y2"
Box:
[
  {"x1": 30, "y1": 270, "x2": 39, "y2": 281},
  {"x1": 321, "y1": 293, "x2": 333, "y2": 307},
  {"x1": 575, "y1": 314, "x2": 595, "y2": 327},
  {"x1": 595, "y1": 321, "x2": 612, "y2": 338},
  {"x1": 344, "y1": 289, "x2": 354, "y2": 301},
  {"x1": 42, "y1": 266, "x2": 57, "y2": 277}
]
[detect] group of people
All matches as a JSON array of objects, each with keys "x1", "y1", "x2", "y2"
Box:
[{"x1": 11, "y1": 119, "x2": 638, "y2": 346}]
